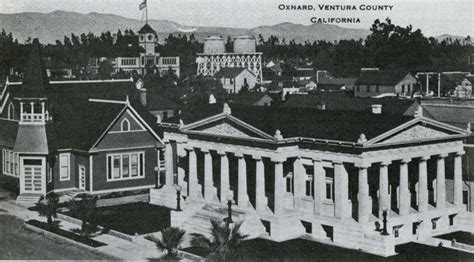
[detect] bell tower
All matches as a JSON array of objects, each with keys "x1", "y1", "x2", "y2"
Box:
[{"x1": 138, "y1": 24, "x2": 157, "y2": 56}]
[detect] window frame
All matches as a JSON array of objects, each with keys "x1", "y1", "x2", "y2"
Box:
[
  {"x1": 106, "y1": 151, "x2": 145, "y2": 182},
  {"x1": 285, "y1": 172, "x2": 294, "y2": 193},
  {"x1": 59, "y1": 153, "x2": 71, "y2": 181},
  {"x1": 3, "y1": 149, "x2": 19, "y2": 177},
  {"x1": 121, "y1": 118, "x2": 131, "y2": 132}
]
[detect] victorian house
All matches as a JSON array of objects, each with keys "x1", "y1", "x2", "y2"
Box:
[{"x1": 0, "y1": 40, "x2": 164, "y2": 203}]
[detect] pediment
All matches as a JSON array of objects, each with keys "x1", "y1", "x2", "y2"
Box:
[
  {"x1": 366, "y1": 117, "x2": 469, "y2": 146},
  {"x1": 379, "y1": 124, "x2": 450, "y2": 144},
  {"x1": 181, "y1": 113, "x2": 275, "y2": 141},
  {"x1": 199, "y1": 122, "x2": 252, "y2": 138}
]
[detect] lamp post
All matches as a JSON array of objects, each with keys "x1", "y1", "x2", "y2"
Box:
[
  {"x1": 175, "y1": 185, "x2": 182, "y2": 211},
  {"x1": 224, "y1": 195, "x2": 233, "y2": 227},
  {"x1": 154, "y1": 166, "x2": 159, "y2": 189},
  {"x1": 381, "y1": 207, "x2": 389, "y2": 236}
]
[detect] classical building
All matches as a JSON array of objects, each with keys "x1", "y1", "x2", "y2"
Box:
[
  {"x1": 89, "y1": 24, "x2": 180, "y2": 77},
  {"x1": 355, "y1": 69, "x2": 417, "y2": 98},
  {"x1": 0, "y1": 40, "x2": 165, "y2": 204},
  {"x1": 196, "y1": 36, "x2": 263, "y2": 83},
  {"x1": 150, "y1": 103, "x2": 472, "y2": 257}
]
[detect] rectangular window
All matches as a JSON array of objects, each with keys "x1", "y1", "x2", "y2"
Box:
[
  {"x1": 2, "y1": 149, "x2": 19, "y2": 176},
  {"x1": 107, "y1": 152, "x2": 145, "y2": 181},
  {"x1": 122, "y1": 155, "x2": 129, "y2": 178},
  {"x1": 59, "y1": 153, "x2": 70, "y2": 181},
  {"x1": 286, "y1": 172, "x2": 293, "y2": 193},
  {"x1": 305, "y1": 174, "x2": 313, "y2": 197}
]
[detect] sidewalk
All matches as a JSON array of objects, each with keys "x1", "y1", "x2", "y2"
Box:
[{"x1": 0, "y1": 200, "x2": 166, "y2": 260}]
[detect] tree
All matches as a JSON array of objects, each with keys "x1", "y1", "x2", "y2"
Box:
[
  {"x1": 148, "y1": 227, "x2": 186, "y2": 259},
  {"x1": 97, "y1": 60, "x2": 113, "y2": 79},
  {"x1": 67, "y1": 194, "x2": 98, "y2": 232},
  {"x1": 35, "y1": 192, "x2": 59, "y2": 226},
  {"x1": 191, "y1": 220, "x2": 248, "y2": 261}
]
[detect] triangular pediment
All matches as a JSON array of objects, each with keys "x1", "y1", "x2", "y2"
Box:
[
  {"x1": 366, "y1": 117, "x2": 470, "y2": 146},
  {"x1": 181, "y1": 113, "x2": 276, "y2": 141}
]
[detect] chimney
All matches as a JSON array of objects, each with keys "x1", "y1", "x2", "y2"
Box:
[
  {"x1": 371, "y1": 104, "x2": 382, "y2": 114},
  {"x1": 139, "y1": 88, "x2": 147, "y2": 107}
]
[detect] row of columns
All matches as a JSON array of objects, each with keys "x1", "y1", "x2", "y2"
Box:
[
  {"x1": 164, "y1": 141, "x2": 464, "y2": 223},
  {"x1": 357, "y1": 151, "x2": 464, "y2": 224}
]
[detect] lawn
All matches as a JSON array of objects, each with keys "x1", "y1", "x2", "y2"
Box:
[
  {"x1": 184, "y1": 238, "x2": 474, "y2": 261},
  {"x1": 64, "y1": 202, "x2": 171, "y2": 235},
  {"x1": 435, "y1": 231, "x2": 474, "y2": 246}
]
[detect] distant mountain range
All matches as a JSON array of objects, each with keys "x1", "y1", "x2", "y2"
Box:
[{"x1": 0, "y1": 11, "x2": 466, "y2": 44}]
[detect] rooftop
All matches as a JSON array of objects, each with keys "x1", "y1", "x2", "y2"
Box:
[
  {"x1": 355, "y1": 70, "x2": 413, "y2": 86},
  {"x1": 138, "y1": 23, "x2": 156, "y2": 34},
  {"x1": 214, "y1": 68, "x2": 253, "y2": 78},
  {"x1": 168, "y1": 104, "x2": 413, "y2": 143}
]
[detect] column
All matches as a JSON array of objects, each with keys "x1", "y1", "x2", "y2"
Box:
[
  {"x1": 313, "y1": 159, "x2": 325, "y2": 215},
  {"x1": 334, "y1": 162, "x2": 349, "y2": 219},
  {"x1": 164, "y1": 141, "x2": 174, "y2": 187},
  {"x1": 203, "y1": 149, "x2": 215, "y2": 201},
  {"x1": 219, "y1": 151, "x2": 230, "y2": 203},
  {"x1": 436, "y1": 154, "x2": 447, "y2": 209},
  {"x1": 399, "y1": 158, "x2": 411, "y2": 216},
  {"x1": 357, "y1": 164, "x2": 370, "y2": 224},
  {"x1": 293, "y1": 157, "x2": 304, "y2": 209},
  {"x1": 418, "y1": 156, "x2": 429, "y2": 212},
  {"x1": 378, "y1": 161, "x2": 390, "y2": 217},
  {"x1": 454, "y1": 151, "x2": 464, "y2": 206},
  {"x1": 255, "y1": 156, "x2": 267, "y2": 212},
  {"x1": 273, "y1": 158, "x2": 285, "y2": 215},
  {"x1": 187, "y1": 148, "x2": 198, "y2": 199},
  {"x1": 237, "y1": 154, "x2": 248, "y2": 208}
]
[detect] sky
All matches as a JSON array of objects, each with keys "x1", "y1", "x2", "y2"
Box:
[{"x1": 0, "y1": 0, "x2": 473, "y2": 37}]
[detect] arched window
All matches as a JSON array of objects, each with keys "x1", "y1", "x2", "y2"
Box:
[
  {"x1": 7, "y1": 103, "x2": 14, "y2": 120},
  {"x1": 121, "y1": 118, "x2": 130, "y2": 132}
]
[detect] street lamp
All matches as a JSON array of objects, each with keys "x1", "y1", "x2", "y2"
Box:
[
  {"x1": 381, "y1": 207, "x2": 389, "y2": 236},
  {"x1": 175, "y1": 185, "x2": 182, "y2": 211},
  {"x1": 224, "y1": 195, "x2": 233, "y2": 227},
  {"x1": 154, "y1": 166, "x2": 159, "y2": 189}
]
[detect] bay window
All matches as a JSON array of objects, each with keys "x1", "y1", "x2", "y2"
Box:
[
  {"x1": 107, "y1": 152, "x2": 145, "y2": 181},
  {"x1": 3, "y1": 149, "x2": 19, "y2": 176}
]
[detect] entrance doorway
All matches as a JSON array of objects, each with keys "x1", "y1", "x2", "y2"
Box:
[{"x1": 22, "y1": 158, "x2": 44, "y2": 194}]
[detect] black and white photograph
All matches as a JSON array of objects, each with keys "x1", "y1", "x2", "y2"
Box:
[{"x1": 0, "y1": 0, "x2": 473, "y2": 260}]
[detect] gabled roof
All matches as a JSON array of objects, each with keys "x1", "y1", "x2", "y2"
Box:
[
  {"x1": 214, "y1": 68, "x2": 254, "y2": 78},
  {"x1": 167, "y1": 104, "x2": 413, "y2": 143},
  {"x1": 318, "y1": 77, "x2": 357, "y2": 86},
  {"x1": 364, "y1": 117, "x2": 470, "y2": 146},
  {"x1": 282, "y1": 92, "x2": 417, "y2": 115},
  {"x1": 138, "y1": 23, "x2": 156, "y2": 34},
  {"x1": 466, "y1": 75, "x2": 474, "y2": 84},
  {"x1": 355, "y1": 70, "x2": 414, "y2": 86},
  {"x1": 0, "y1": 119, "x2": 18, "y2": 148},
  {"x1": 295, "y1": 68, "x2": 315, "y2": 77},
  {"x1": 421, "y1": 102, "x2": 474, "y2": 129},
  {"x1": 228, "y1": 92, "x2": 272, "y2": 105}
]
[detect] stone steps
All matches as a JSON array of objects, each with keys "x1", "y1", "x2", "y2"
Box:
[
  {"x1": 16, "y1": 193, "x2": 42, "y2": 207},
  {"x1": 180, "y1": 203, "x2": 266, "y2": 239}
]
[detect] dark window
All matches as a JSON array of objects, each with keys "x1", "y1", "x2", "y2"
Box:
[
  {"x1": 412, "y1": 222, "x2": 418, "y2": 235},
  {"x1": 23, "y1": 159, "x2": 42, "y2": 165},
  {"x1": 261, "y1": 220, "x2": 271, "y2": 235},
  {"x1": 449, "y1": 214, "x2": 456, "y2": 226},
  {"x1": 301, "y1": 221, "x2": 312, "y2": 234},
  {"x1": 322, "y1": 225, "x2": 334, "y2": 241}
]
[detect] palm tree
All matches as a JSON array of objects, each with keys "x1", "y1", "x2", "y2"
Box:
[
  {"x1": 148, "y1": 227, "x2": 186, "y2": 259},
  {"x1": 67, "y1": 194, "x2": 97, "y2": 232},
  {"x1": 191, "y1": 220, "x2": 248, "y2": 261},
  {"x1": 35, "y1": 192, "x2": 59, "y2": 226}
]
